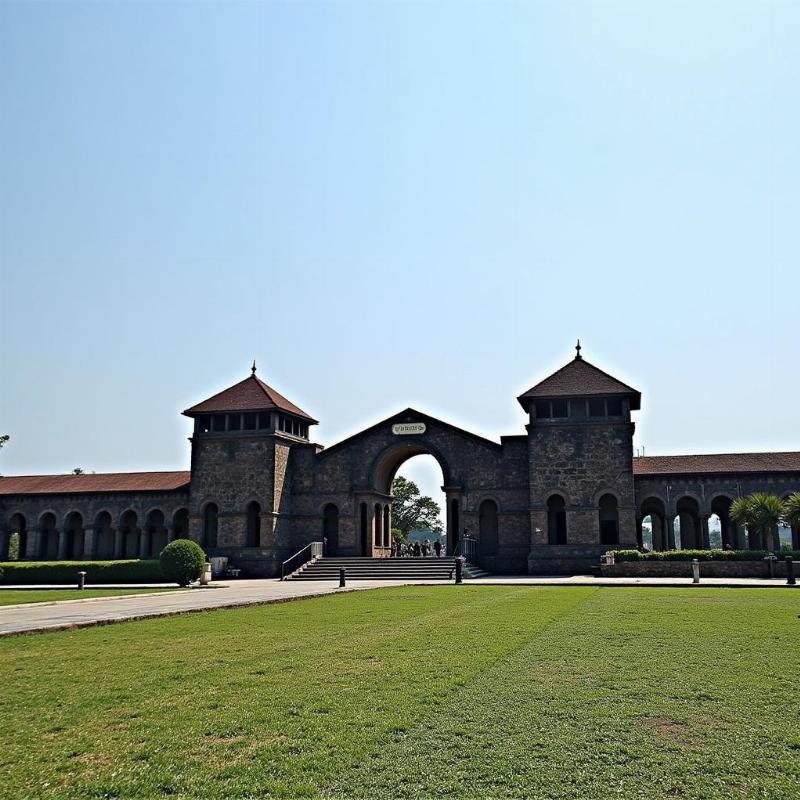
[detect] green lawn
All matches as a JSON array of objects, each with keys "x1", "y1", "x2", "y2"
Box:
[
  {"x1": 0, "y1": 588, "x2": 176, "y2": 606},
  {"x1": 1, "y1": 586, "x2": 799, "y2": 799}
]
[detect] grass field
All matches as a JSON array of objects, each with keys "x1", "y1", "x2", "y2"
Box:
[
  {"x1": 0, "y1": 588, "x2": 176, "y2": 606},
  {"x1": 1, "y1": 586, "x2": 799, "y2": 799}
]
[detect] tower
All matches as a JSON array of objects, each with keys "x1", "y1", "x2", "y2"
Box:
[
  {"x1": 518, "y1": 343, "x2": 641, "y2": 571},
  {"x1": 182, "y1": 365, "x2": 317, "y2": 570}
]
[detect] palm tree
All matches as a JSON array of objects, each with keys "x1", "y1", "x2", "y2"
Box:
[
  {"x1": 730, "y1": 493, "x2": 785, "y2": 551},
  {"x1": 784, "y1": 492, "x2": 800, "y2": 548}
]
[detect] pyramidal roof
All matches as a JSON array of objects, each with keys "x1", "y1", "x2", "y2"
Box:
[
  {"x1": 183, "y1": 369, "x2": 317, "y2": 423},
  {"x1": 518, "y1": 346, "x2": 641, "y2": 410}
]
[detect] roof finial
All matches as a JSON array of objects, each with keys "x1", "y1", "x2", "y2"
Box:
[
  {"x1": 575, "y1": 339, "x2": 582, "y2": 360},
  {"x1": 251, "y1": 359, "x2": 257, "y2": 375}
]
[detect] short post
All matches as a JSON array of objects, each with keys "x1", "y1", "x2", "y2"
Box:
[
  {"x1": 455, "y1": 557, "x2": 463, "y2": 585},
  {"x1": 339, "y1": 567, "x2": 346, "y2": 588},
  {"x1": 691, "y1": 559, "x2": 700, "y2": 584},
  {"x1": 77, "y1": 571, "x2": 87, "y2": 590},
  {"x1": 786, "y1": 557, "x2": 796, "y2": 586},
  {"x1": 765, "y1": 555, "x2": 776, "y2": 579}
]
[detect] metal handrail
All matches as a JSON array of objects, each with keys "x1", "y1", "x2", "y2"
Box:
[{"x1": 281, "y1": 541, "x2": 323, "y2": 580}]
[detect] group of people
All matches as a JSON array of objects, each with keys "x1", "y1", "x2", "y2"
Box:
[{"x1": 391, "y1": 539, "x2": 443, "y2": 558}]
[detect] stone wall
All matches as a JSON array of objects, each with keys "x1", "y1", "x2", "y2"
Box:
[{"x1": 601, "y1": 559, "x2": 794, "y2": 579}]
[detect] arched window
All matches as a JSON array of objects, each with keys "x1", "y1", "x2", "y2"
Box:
[
  {"x1": 599, "y1": 494, "x2": 619, "y2": 546},
  {"x1": 547, "y1": 495, "x2": 567, "y2": 545},
  {"x1": 7, "y1": 513, "x2": 28, "y2": 561},
  {"x1": 323, "y1": 504, "x2": 339, "y2": 555},
  {"x1": 479, "y1": 499, "x2": 499, "y2": 556},
  {"x1": 203, "y1": 503, "x2": 219, "y2": 548},
  {"x1": 120, "y1": 510, "x2": 139, "y2": 559},
  {"x1": 246, "y1": 501, "x2": 261, "y2": 548},
  {"x1": 94, "y1": 511, "x2": 115, "y2": 558},
  {"x1": 39, "y1": 512, "x2": 58, "y2": 559}
]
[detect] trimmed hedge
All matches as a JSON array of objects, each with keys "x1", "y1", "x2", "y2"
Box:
[
  {"x1": 610, "y1": 548, "x2": 800, "y2": 563},
  {"x1": 0, "y1": 560, "x2": 165, "y2": 585}
]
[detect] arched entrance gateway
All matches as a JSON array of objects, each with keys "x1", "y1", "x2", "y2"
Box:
[{"x1": 3, "y1": 346, "x2": 800, "y2": 576}]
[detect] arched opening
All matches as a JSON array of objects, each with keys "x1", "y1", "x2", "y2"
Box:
[
  {"x1": 203, "y1": 503, "x2": 219, "y2": 549},
  {"x1": 246, "y1": 501, "x2": 261, "y2": 548},
  {"x1": 640, "y1": 498, "x2": 668, "y2": 551},
  {"x1": 172, "y1": 508, "x2": 189, "y2": 540},
  {"x1": 374, "y1": 503, "x2": 382, "y2": 547},
  {"x1": 377, "y1": 450, "x2": 447, "y2": 557},
  {"x1": 323, "y1": 504, "x2": 339, "y2": 555},
  {"x1": 145, "y1": 509, "x2": 168, "y2": 558},
  {"x1": 479, "y1": 499, "x2": 499, "y2": 557},
  {"x1": 120, "y1": 510, "x2": 139, "y2": 559},
  {"x1": 599, "y1": 494, "x2": 619, "y2": 546},
  {"x1": 63, "y1": 512, "x2": 83, "y2": 560},
  {"x1": 39, "y1": 513, "x2": 58, "y2": 559},
  {"x1": 675, "y1": 497, "x2": 700, "y2": 549},
  {"x1": 94, "y1": 511, "x2": 115, "y2": 558},
  {"x1": 6, "y1": 513, "x2": 28, "y2": 560},
  {"x1": 359, "y1": 503, "x2": 368, "y2": 556},
  {"x1": 547, "y1": 494, "x2": 567, "y2": 545},
  {"x1": 710, "y1": 496, "x2": 734, "y2": 549}
]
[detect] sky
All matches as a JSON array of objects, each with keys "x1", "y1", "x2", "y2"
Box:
[{"x1": 1, "y1": 1, "x2": 798, "y2": 515}]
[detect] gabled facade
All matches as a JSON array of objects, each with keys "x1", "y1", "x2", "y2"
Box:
[{"x1": 2, "y1": 348, "x2": 799, "y2": 574}]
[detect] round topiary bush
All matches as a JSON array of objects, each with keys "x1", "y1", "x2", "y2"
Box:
[{"x1": 159, "y1": 539, "x2": 206, "y2": 587}]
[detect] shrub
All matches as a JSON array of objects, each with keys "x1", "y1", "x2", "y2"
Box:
[
  {"x1": 0, "y1": 560, "x2": 164, "y2": 585},
  {"x1": 159, "y1": 539, "x2": 206, "y2": 586},
  {"x1": 610, "y1": 549, "x2": 800, "y2": 563}
]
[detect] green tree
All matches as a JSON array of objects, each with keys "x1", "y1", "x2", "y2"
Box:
[
  {"x1": 72, "y1": 467, "x2": 84, "y2": 475},
  {"x1": 784, "y1": 492, "x2": 800, "y2": 533},
  {"x1": 730, "y1": 492, "x2": 785, "y2": 551},
  {"x1": 391, "y1": 476, "x2": 444, "y2": 539}
]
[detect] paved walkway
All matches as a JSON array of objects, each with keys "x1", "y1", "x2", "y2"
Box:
[{"x1": 1, "y1": 575, "x2": 795, "y2": 637}]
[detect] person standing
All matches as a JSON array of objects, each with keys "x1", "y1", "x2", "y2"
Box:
[{"x1": 434, "y1": 539, "x2": 442, "y2": 558}]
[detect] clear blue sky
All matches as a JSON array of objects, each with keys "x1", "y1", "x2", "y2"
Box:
[{"x1": 2, "y1": 1, "x2": 798, "y2": 513}]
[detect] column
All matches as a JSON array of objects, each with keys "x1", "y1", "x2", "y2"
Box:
[
  {"x1": 700, "y1": 515, "x2": 711, "y2": 549},
  {"x1": 28, "y1": 529, "x2": 41, "y2": 560},
  {"x1": 0, "y1": 529, "x2": 9, "y2": 561},
  {"x1": 57, "y1": 529, "x2": 67, "y2": 560},
  {"x1": 793, "y1": 525, "x2": 800, "y2": 551},
  {"x1": 665, "y1": 513, "x2": 676, "y2": 550},
  {"x1": 113, "y1": 528, "x2": 124, "y2": 559},
  {"x1": 83, "y1": 527, "x2": 96, "y2": 560},
  {"x1": 635, "y1": 517, "x2": 643, "y2": 548},
  {"x1": 139, "y1": 529, "x2": 151, "y2": 559},
  {"x1": 367, "y1": 503, "x2": 375, "y2": 556}
]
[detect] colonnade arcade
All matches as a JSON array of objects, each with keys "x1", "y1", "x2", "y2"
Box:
[
  {"x1": 0, "y1": 507, "x2": 190, "y2": 561},
  {"x1": 636, "y1": 494, "x2": 800, "y2": 551}
]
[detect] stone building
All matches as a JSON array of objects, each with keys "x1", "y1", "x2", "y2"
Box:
[{"x1": 2, "y1": 347, "x2": 799, "y2": 575}]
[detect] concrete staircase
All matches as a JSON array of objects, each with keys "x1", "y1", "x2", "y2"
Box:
[{"x1": 286, "y1": 556, "x2": 458, "y2": 581}]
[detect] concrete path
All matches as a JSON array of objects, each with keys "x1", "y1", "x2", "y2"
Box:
[
  {"x1": 1, "y1": 575, "x2": 796, "y2": 638},
  {"x1": 0, "y1": 579, "x2": 412, "y2": 637}
]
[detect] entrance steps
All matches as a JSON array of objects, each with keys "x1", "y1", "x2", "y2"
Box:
[{"x1": 286, "y1": 556, "x2": 458, "y2": 581}]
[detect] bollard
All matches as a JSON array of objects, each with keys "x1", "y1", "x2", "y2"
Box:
[
  {"x1": 691, "y1": 559, "x2": 700, "y2": 584},
  {"x1": 77, "y1": 571, "x2": 87, "y2": 590},
  {"x1": 765, "y1": 555, "x2": 776, "y2": 579},
  {"x1": 339, "y1": 567, "x2": 346, "y2": 588},
  {"x1": 455, "y1": 558, "x2": 463, "y2": 585},
  {"x1": 787, "y1": 557, "x2": 796, "y2": 586}
]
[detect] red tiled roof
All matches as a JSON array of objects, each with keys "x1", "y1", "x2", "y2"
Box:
[
  {"x1": 183, "y1": 374, "x2": 317, "y2": 423},
  {"x1": 518, "y1": 356, "x2": 641, "y2": 410},
  {"x1": 0, "y1": 471, "x2": 191, "y2": 496},
  {"x1": 633, "y1": 452, "x2": 800, "y2": 476}
]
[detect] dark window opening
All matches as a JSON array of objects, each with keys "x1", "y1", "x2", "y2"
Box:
[
  {"x1": 547, "y1": 495, "x2": 567, "y2": 545},
  {"x1": 246, "y1": 501, "x2": 261, "y2": 547},
  {"x1": 198, "y1": 415, "x2": 212, "y2": 433},
  {"x1": 606, "y1": 398, "x2": 623, "y2": 416},
  {"x1": 552, "y1": 400, "x2": 568, "y2": 418},
  {"x1": 479, "y1": 499, "x2": 499, "y2": 557},
  {"x1": 212, "y1": 414, "x2": 226, "y2": 432},
  {"x1": 599, "y1": 494, "x2": 619, "y2": 545},
  {"x1": 243, "y1": 412, "x2": 257, "y2": 430},
  {"x1": 257, "y1": 412, "x2": 270, "y2": 430},
  {"x1": 571, "y1": 400, "x2": 587, "y2": 418},
  {"x1": 588, "y1": 398, "x2": 605, "y2": 417},
  {"x1": 534, "y1": 400, "x2": 550, "y2": 419},
  {"x1": 228, "y1": 414, "x2": 241, "y2": 431}
]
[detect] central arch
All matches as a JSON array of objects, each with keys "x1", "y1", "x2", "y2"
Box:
[{"x1": 371, "y1": 441, "x2": 455, "y2": 555}]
